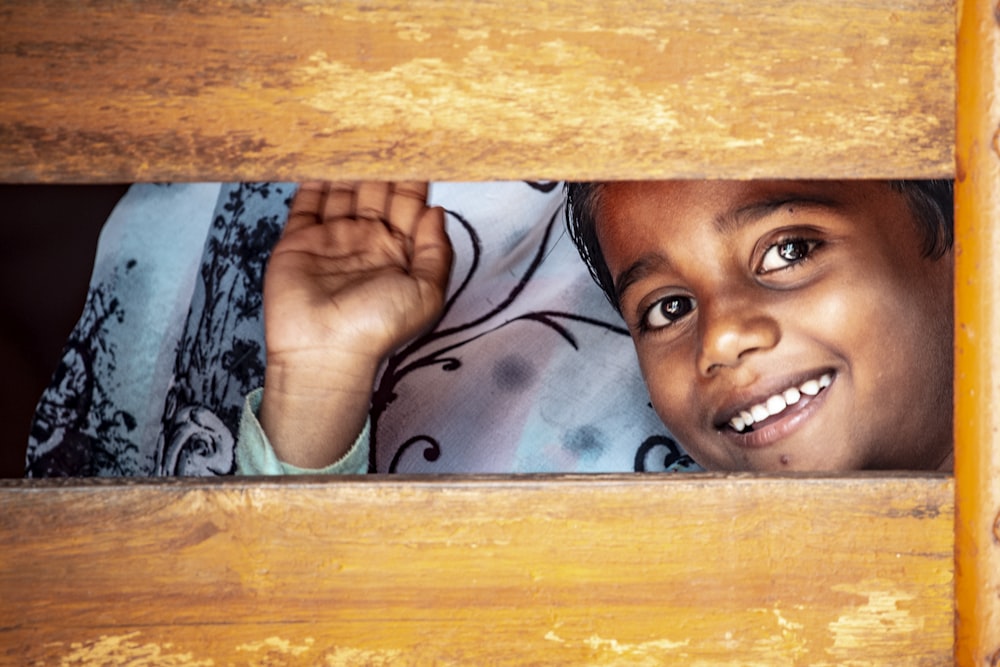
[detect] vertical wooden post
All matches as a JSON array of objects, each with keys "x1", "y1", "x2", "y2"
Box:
[{"x1": 955, "y1": 0, "x2": 1000, "y2": 664}]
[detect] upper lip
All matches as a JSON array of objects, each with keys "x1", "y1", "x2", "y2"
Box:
[{"x1": 711, "y1": 368, "x2": 834, "y2": 430}]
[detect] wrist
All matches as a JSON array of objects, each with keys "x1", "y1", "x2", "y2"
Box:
[
  {"x1": 259, "y1": 350, "x2": 380, "y2": 469},
  {"x1": 263, "y1": 346, "x2": 382, "y2": 397}
]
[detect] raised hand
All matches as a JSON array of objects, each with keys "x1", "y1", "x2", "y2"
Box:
[{"x1": 259, "y1": 181, "x2": 452, "y2": 469}]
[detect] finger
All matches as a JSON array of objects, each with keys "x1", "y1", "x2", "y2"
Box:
[
  {"x1": 388, "y1": 182, "x2": 431, "y2": 236},
  {"x1": 284, "y1": 182, "x2": 327, "y2": 235},
  {"x1": 409, "y1": 206, "x2": 453, "y2": 296},
  {"x1": 352, "y1": 182, "x2": 392, "y2": 221},
  {"x1": 321, "y1": 181, "x2": 357, "y2": 223}
]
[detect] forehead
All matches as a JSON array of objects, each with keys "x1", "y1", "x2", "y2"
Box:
[
  {"x1": 597, "y1": 180, "x2": 878, "y2": 225},
  {"x1": 592, "y1": 180, "x2": 910, "y2": 258}
]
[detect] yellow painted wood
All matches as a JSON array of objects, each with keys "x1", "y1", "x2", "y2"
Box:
[
  {"x1": 0, "y1": 0, "x2": 953, "y2": 183},
  {"x1": 955, "y1": 0, "x2": 1000, "y2": 664},
  {"x1": 0, "y1": 0, "x2": 984, "y2": 661},
  {"x1": 0, "y1": 475, "x2": 954, "y2": 664}
]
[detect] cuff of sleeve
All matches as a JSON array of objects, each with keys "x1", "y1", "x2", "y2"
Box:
[{"x1": 235, "y1": 388, "x2": 371, "y2": 475}]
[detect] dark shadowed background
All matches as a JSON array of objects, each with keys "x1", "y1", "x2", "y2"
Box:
[{"x1": 0, "y1": 184, "x2": 128, "y2": 477}]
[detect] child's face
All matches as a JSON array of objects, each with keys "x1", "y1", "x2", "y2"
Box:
[{"x1": 595, "y1": 181, "x2": 953, "y2": 472}]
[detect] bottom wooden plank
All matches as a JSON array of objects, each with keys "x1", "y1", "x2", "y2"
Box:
[{"x1": 0, "y1": 475, "x2": 953, "y2": 665}]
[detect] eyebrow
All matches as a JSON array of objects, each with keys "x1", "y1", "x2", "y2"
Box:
[
  {"x1": 714, "y1": 194, "x2": 842, "y2": 235},
  {"x1": 613, "y1": 253, "x2": 669, "y2": 308},
  {"x1": 612, "y1": 193, "x2": 843, "y2": 306}
]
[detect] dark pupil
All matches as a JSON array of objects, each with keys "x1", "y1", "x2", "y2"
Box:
[
  {"x1": 662, "y1": 297, "x2": 692, "y2": 320},
  {"x1": 778, "y1": 240, "x2": 808, "y2": 261}
]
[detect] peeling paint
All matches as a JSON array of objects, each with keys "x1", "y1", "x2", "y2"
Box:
[
  {"x1": 828, "y1": 582, "x2": 922, "y2": 656},
  {"x1": 323, "y1": 646, "x2": 404, "y2": 666},
  {"x1": 56, "y1": 633, "x2": 213, "y2": 667},
  {"x1": 750, "y1": 606, "x2": 809, "y2": 661},
  {"x1": 544, "y1": 629, "x2": 689, "y2": 659},
  {"x1": 583, "y1": 634, "x2": 691, "y2": 654},
  {"x1": 236, "y1": 636, "x2": 315, "y2": 657},
  {"x1": 296, "y1": 44, "x2": 681, "y2": 145}
]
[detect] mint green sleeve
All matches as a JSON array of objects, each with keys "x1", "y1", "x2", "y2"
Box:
[{"x1": 235, "y1": 388, "x2": 371, "y2": 475}]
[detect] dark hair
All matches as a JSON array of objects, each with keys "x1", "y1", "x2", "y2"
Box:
[{"x1": 565, "y1": 180, "x2": 954, "y2": 311}]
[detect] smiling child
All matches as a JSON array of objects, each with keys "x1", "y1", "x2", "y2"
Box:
[
  {"x1": 236, "y1": 180, "x2": 954, "y2": 475},
  {"x1": 566, "y1": 180, "x2": 954, "y2": 472}
]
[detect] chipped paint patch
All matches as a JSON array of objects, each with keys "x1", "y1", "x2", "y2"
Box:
[
  {"x1": 583, "y1": 634, "x2": 691, "y2": 654},
  {"x1": 323, "y1": 646, "x2": 404, "y2": 666},
  {"x1": 57, "y1": 632, "x2": 213, "y2": 667},
  {"x1": 544, "y1": 629, "x2": 688, "y2": 661},
  {"x1": 296, "y1": 44, "x2": 680, "y2": 143},
  {"x1": 236, "y1": 636, "x2": 315, "y2": 657},
  {"x1": 751, "y1": 606, "x2": 809, "y2": 660},
  {"x1": 827, "y1": 581, "x2": 922, "y2": 656}
]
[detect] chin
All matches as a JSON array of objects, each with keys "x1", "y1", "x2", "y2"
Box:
[{"x1": 739, "y1": 447, "x2": 863, "y2": 473}]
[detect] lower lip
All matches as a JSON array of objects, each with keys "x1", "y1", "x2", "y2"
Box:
[{"x1": 725, "y1": 379, "x2": 833, "y2": 450}]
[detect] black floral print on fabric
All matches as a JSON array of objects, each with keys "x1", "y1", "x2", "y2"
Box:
[
  {"x1": 27, "y1": 261, "x2": 140, "y2": 476},
  {"x1": 26, "y1": 182, "x2": 697, "y2": 477},
  {"x1": 156, "y1": 183, "x2": 285, "y2": 476}
]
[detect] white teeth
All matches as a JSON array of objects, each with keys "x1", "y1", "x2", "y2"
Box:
[
  {"x1": 727, "y1": 373, "x2": 833, "y2": 433},
  {"x1": 800, "y1": 379, "x2": 820, "y2": 396},
  {"x1": 765, "y1": 394, "x2": 787, "y2": 416}
]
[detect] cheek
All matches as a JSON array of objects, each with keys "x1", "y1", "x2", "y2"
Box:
[
  {"x1": 870, "y1": 268, "x2": 953, "y2": 389},
  {"x1": 801, "y1": 286, "x2": 872, "y2": 348},
  {"x1": 802, "y1": 264, "x2": 946, "y2": 392},
  {"x1": 633, "y1": 340, "x2": 699, "y2": 433},
  {"x1": 637, "y1": 355, "x2": 731, "y2": 470},
  {"x1": 796, "y1": 267, "x2": 912, "y2": 351}
]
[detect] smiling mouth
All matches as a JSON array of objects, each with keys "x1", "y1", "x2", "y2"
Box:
[{"x1": 724, "y1": 372, "x2": 833, "y2": 434}]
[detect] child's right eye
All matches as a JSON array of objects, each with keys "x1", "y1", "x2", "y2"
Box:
[{"x1": 643, "y1": 295, "x2": 695, "y2": 330}]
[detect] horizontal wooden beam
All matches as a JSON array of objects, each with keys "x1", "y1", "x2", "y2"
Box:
[
  {"x1": 0, "y1": 0, "x2": 954, "y2": 183},
  {"x1": 1, "y1": 474, "x2": 953, "y2": 664}
]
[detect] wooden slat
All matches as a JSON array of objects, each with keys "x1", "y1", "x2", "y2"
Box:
[
  {"x1": 955, "y1": 0, "x2": 1000, "y2": 664},
  {"x1": 0, "y1": 0, "x2": 953, "y2": 183},
  {"x1": 1, "y1": 475, "x2": 953, "y2": 664}
]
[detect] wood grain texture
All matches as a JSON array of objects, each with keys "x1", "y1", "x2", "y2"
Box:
[
  {"x1": 0, "y1": 0, "x2": 954, "y2": 183},
  {"x1": 1, "y1": 475, "x2": 953, "y2": 665},
  {"x1": 954, "y1": 0, "x2": 1000, "y2": 664}
]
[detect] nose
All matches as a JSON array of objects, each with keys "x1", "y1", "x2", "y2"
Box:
[{"x1": 696, "y1": 298, "x2": 781, "y2": 376}]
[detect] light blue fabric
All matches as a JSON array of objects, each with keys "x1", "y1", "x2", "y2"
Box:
[
  {"x1": 27, "y1": 182, "x2": 700, "y2": 477},
  {"x1": 27, "y1": 183, "x2": 224, "y2": 476},
  {"x1": 235, "y1": 389, "x2": 369, "y2": 476}
]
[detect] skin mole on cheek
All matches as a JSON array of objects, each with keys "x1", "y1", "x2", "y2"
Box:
[{"x1": 780, "y1": 455, "x2": 790, "y2": 466}]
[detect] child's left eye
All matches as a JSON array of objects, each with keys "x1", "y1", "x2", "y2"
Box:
[{"x1": 758, "y1": 238, "x2": 820, "y2": 273}]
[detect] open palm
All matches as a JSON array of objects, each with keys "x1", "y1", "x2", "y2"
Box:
[
  {"x1": 257, "y1": 181, "x2": 453, "y2": 468},
  {"x1": 264, "y1": 181, "x2": 453, "y2": 369}
]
